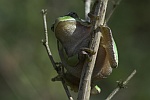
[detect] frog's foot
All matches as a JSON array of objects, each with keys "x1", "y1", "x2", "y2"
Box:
[
  {"x1": 55, "y1": 62, "x2": 62, "y2": 66},
  {"x1": 81, "y1": 48, "x2": 96, "y2": 55},
  {"x1": 93, "y1": 25, "x2": 106, "y2": 33},
  {"x1": 88, "y1": 13, "x2": 99, "y2": 21},
  {"x1": 51, "y1": 75, "x2": 62, "y2": 82},
  {"x1": 51, "y1": 62, "x2": 64, "y2": 82},
  {"x1": 80, "y1": 48, "x2": 95, "y2": 61},
  {"x1": 91, "y1": 84, "x2": 101, "y2": 94},
  {"x1": 55, "y1": 62, "x2": 62, "y2": 72}
]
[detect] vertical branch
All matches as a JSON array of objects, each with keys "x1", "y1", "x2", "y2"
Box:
[
  {"x1": 84, "y1": 0, "x2": 92, "y2": 21},
  {"x1": 77, "y1": 0, "x2": 109, "y2": 100},
  {"x1": 41, "y1": 9, "x2": 73, "y2": 100}
]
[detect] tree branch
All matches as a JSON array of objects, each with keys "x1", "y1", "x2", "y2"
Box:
[
  {"x1": 104, "y1": 0, "x2": 122, "y2": 25},
  {"x1": 105, "y1": 69, "x2": 137, "y2": 100},
  {"x1": 77, "y1": 0, "x2": 109, "y2": 100},
  {"x1": 41, "y1": 9, "x2": 73, "y2": 100},
  {"x1": 84, "y1": 0, "x2": 92, "y2": 21}
]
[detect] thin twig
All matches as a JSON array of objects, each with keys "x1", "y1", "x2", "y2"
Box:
[
  {"x1": 41, "y1": 9, "x2": 56, "y2": 69},
  {"x1": 41, "y1": 9, "x2": 73, "y2": 100},
  {"x1": 84, "y1": 0, "x2": 92, "y2": 21},
  {"x1": 104, "y1": 0, "x2": 122, "y2": 25},
  {"x1": 77, "y1": 0, "x2": 109, "y2": 100},
  {"x1": 105, "y1": 69, "x2": 137, "y2": 100}
]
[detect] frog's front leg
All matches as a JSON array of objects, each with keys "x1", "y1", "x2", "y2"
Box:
[
  {"x1": 79, "y1": 48, "x2": 96, "y2": 62},
  {"x1": 100, "y1": 25, "x2": 118, "y2": 68},
  {"x1": 88, "y1": 13, "x2": 100, "y2": 22}
]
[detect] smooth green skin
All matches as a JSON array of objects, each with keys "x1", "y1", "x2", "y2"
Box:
[{"x1": 52, "y1": 14, "x2": 118, "y2": 94}]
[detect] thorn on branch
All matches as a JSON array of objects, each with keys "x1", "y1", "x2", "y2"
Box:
[
  {"x1": 116, "y1": 80, "x2": 127, "y2": 89},
  {"x1": 105, "y1": 69, "x2": 137, "y2": 100}
]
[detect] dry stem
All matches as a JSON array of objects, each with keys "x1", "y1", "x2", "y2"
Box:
[
  {"x1": 106, "y1": 70, "x2": 137, "y2": 100},
  {"x1": 84, "y1": 0, "x2": 92, "y2": 21},
  {"x1": 41, "y1": 9, "x2": 73, "y2": 100},
  {"x1": 77, "y1": 0, "x2": 109, "y2": 100}
]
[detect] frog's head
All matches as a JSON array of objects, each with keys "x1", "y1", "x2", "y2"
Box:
[
  {"x1": 51, "y1": 12, "x2": 79, "y2": 32},
  {"x1": 51, "y1": 12, "x2": 92, "y2": 57}
]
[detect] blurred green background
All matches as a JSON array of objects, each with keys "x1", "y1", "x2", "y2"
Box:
[{"x1": 0, "y1": 0, "x2": 150, "y2": 100}]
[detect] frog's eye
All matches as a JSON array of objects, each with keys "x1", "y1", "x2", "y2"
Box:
[{"x1": 66, "y1": 12, "x2": 79, "y2": 18}]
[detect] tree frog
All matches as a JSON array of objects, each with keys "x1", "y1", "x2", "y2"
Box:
[
  {"x1": 51, "y1": 12, "x2": 118, "y2": 94},
  {"x1": 51, "y1": 12, "x2": 93, "y2": 57}
]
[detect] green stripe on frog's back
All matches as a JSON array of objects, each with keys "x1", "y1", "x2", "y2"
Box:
[
  {"x1": 57, "y1": 16, "x2": 76, "y2": 21},
  {"x1": 54, "y1": 16, "x2": 76, "y2": 32},
  {"x1": 112, "y1": 38, "x2": 118, "y2": 66}
]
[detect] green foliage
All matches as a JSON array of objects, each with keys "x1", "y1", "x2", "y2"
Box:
[{"x1": 0, "y1": 0, "x2": 150, "y2": 100}]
